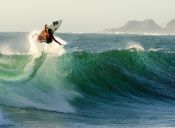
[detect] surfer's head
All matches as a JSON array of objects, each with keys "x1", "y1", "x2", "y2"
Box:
[{"x1": 45, "y1": 24, "x2": 48, "y2": 29}]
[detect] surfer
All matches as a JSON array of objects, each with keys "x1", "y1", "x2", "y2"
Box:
[{"x1": 44, "y1": 24, "x2": 62, "y2": 45}]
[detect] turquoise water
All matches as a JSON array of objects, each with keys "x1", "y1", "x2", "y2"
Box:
[{"x1": 0, "y1": 32, "x2": 175, "y2": 127}]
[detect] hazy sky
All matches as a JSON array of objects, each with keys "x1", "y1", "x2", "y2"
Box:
[{"x1": 0, "y1": 0, "x2": 175, "y2": 32}]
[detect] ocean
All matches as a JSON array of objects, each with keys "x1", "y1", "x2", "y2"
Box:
[{"x1": 0, "y1": 32, "x2": 175, "y2": 128}]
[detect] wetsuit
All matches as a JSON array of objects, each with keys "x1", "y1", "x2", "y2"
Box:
[{"x1": 46, "y1": 28, "x2": 61, "y2": 45}]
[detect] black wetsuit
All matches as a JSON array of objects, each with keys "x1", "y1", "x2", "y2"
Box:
[
  {"x1": 45, "y1": 28, "x2": 61, "y2": 45},
  {"x1": 46, "y1": 29, "x2": 53, "y2": 44}
]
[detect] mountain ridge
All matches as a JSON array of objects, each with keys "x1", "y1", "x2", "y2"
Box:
[{"x1": 103, "y1": 19, "x2": 175, "y2": 34}]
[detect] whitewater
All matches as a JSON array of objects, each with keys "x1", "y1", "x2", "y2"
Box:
[{"x1": 0, "y1": 32, "x2": 175, "y2": 128}]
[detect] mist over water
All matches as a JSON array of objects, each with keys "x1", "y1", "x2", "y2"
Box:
[{"x1": 0, "y1": 32, "x2": 175, "y2": 127}]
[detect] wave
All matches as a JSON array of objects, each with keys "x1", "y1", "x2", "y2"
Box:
[
  {"x1": 0, "y1": 32, "x2": 76, "y2": 114},
  {"x1": 57, "y1": 49, "x2": 175, "y2": 103},
  {"x1": 0, "y1": 53, "x2": 76, "y2": 113},
  {"x1": 0, "y1": 31, "x2": 66, "y2": 82},
  {"x1": 0, "y1": 33, "x2": 175, "y2": 113}
]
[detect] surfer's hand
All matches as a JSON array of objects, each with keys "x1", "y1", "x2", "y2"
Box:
[{"x1": 57, "y1": 42, "x2": 62, "y2": 45}]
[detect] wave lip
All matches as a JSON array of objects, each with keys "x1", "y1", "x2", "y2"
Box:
[{"x1": 126, "y1": 42, "x2": 145, "y2": 51}]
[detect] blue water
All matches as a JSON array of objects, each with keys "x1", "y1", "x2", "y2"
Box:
[{"x1": 0, "y1": 32, "x2": 175, "y2": 127}]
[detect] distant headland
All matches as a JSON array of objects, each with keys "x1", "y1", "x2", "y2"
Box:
[{"x1": 103, "y1": 19, "x2": 175, "y2": 35}]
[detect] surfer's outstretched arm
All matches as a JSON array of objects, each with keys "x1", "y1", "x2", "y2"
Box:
[{"x1": 51, "y1": 34, "x2": 62, "y2": 45}]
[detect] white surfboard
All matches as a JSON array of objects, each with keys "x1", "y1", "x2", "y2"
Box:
[{"x1": 48, "y1": 20, "x2": 62, "y2": 32}]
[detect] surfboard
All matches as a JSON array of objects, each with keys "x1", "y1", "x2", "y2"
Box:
[{"x1": 37, "y1": 20, "x2": 62, "y2": 43}]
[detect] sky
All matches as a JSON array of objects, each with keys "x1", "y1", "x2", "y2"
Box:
[{"x1": 0, "y1": 0, "x2": 175, "y2": 32}]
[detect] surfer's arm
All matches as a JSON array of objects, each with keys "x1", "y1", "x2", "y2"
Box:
[{"x1": 51, "y1": 34, "x2": 62, "y2": 45}]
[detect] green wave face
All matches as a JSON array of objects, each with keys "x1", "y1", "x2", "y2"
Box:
[
  {"x1": 0, "y1": 50, "x2": 175, "y2": 113},
  {"x1": 57, "y1": 50, "x2": 175, "y2": 100}
]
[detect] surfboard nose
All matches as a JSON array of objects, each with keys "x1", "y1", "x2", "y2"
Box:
[{"x1": 53, "y1": 20, "x2": 62, "y2": 26}]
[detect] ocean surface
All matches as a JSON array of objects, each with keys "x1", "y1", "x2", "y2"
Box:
[{"x1": 0, "y1": 32, "x2": 175, "y2": 128}]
